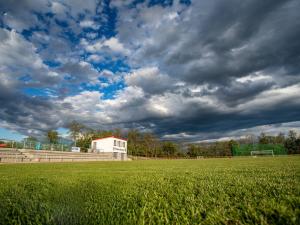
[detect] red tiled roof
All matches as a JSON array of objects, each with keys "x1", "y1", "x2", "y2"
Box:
[{"x1": 92, "y1": 136, "x2": 127, "y2": 141}]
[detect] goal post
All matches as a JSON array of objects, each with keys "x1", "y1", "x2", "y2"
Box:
[{"x1": 251, "y1": 150, "x2": 274, "y2": 157}]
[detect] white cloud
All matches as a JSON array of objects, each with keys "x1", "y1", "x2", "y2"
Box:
[
  {"x1": 84, "y1": 37, "x2": 130, "y2": 55},
  {"x1": 0, "y1": 29, "x2": 43, "y2": 70},
  {"x1": 100, "y1": 69, "x2": 114, "y2": 77},
  {"x1": 87, "y1": 54, "x2": 104, "y2": 63},
  {"x1": 236, "y1": 72, "x2": 272, "y2": 83},
  {"x1": 51, "y1": 2, "x2": 66, "y2": 15},
  {"x1": 85, "y1": 32, "x2": 98, "y2": 39},
  {"x1": 1, "y1": 0, "x2": 49, "y2": 31},
  {"x1": 62, "y1": 91, "x2": 102, "y2": 111},
  {"x1": 0, "y1": 28, "x2": 60, "y2": 87},
  {"x1": 103, "y1": 37, "x2": 130, "y2": 55},
  {"x1": 79, "y1": 20, "x2": 100, "y2": 29}
]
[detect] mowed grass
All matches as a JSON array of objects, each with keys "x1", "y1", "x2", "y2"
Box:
[{"x1": 0, "y1": 157, "x2": 299, "y2": 225}]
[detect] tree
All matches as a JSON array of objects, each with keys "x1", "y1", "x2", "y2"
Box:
[
  {"x1": 162, "y1": 142, "x2": 177, "y2": 157},
  {"x1": 143, "y1": 133, "x2": 160, "y2": 157},
  {"x1": 113, "y1": 128, "x2": 122, "y2": 138},
  {"x1": 275, "y1": 132, "x2": 285, "y2": 144},
  {"x1": 285, "y1": 130, "x2": 299, "y2": 154},
  {"x1": 76, "y1": 136, "x2": 92, "y2": 153},
  {"x1": 67, "y1": 120, "x2": 84, "y2": 147},
  {"x1": 228, "y1": 139, "x2": 238, "y2": 155},
  {"x1": 259, "y1": 132, "x2": 269, "y2": 144},
  {"x1": 187, "y1": 144, "x2": 198, "y2": 157},
  {"x1": 26, "y1": 136, "x2": 37, "y2": 142},
  {"x1": 47, "y1": 130, "x2": 58, "y2": 150},
  {"x1": 288, "y1": 130, "x2": 297, "y2": 141},
  {"x1": 244, "y1": 134, "x2": 256, "y2": 145},
  {"x1": 127, "y1": 129, "x2": 141, "y2": 155}
]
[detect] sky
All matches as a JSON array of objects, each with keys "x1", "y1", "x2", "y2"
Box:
[{"x1": 0, "y1": 0, "x2": 300, "y2": 142}]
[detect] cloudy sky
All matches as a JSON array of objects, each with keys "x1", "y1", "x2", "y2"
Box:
[{"x1": 0, "y1": 0, "x2": 300, "y2": 141}]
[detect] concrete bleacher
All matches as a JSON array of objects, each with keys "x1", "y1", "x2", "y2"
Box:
[
  {"x1": 0, "y1": 148, "x2": 31, "y2": 163},
  {"x1": 0, "y1": 148, "x2": 128, "y2": 163}
]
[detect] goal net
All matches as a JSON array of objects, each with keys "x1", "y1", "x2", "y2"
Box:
[{"x1": 251, "y1": 150, "x2": 274, "y2": 157}]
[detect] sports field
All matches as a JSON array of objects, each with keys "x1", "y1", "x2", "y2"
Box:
[{"x1": 0, "y1": 157, "x2": 299, "y2": 225}]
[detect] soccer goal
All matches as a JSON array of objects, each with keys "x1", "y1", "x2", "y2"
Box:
[{"x1": 251, "y1": 150, "x2": 274, "y2": 157}]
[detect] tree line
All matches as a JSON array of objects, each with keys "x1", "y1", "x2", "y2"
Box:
[
  {"x1": 42, "y1": 121, "x2": 180, "y2": 157},
  {"x1": 30, "y1": 120, "x2": 300, "y2": 157},
  {"x1": 186, "y1": 131, "x2": 300, "y2": 157}
]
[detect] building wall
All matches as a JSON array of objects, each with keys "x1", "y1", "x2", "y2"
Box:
[{"x1": 91, "y1": 137, "x2": 127, "y2": 153}]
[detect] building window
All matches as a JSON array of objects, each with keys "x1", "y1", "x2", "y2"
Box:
[
  {"x1": 114, "y1": 140, "x2": 116, "y2": 146},
  {"x1": 118, "y1": 141, "x2": 120, "y2": 147},
  {"x1": 123, "y1": 142, "x2": 125, "y2": 147}
]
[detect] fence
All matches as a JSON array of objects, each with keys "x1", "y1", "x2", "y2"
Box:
[
  {"x1": 232, "y1": 144, "x2": 287, "y2": 156},
  {"x1": 2, "y1": 141, "x2": 71, "y2": 151}
]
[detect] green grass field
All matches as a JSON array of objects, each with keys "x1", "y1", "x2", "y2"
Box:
[{"x1": 0, "y1": 157, "x2": 299, "y2": 225}]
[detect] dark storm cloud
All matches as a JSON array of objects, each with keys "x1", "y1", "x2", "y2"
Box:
[
  {"x1": 164, "y1": 0, "x2": 300, "y2": 86},
  {"x1": 116, "y1": 0, "x2": 300, "y2": 139},
  {"x1": 0, "y1": 83, "x2": 63, "y2": 136},
  {"x1": 213, "y1": 80, "x2": 275, "y2": 107},
  {"x1": 132, "y1": 0, "x2": 300, "y2": 86},
  {"x1": 139, "y1": 95, "x2": 300, "y2": 141}
]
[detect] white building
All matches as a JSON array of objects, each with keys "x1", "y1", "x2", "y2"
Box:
[{"x1": 91, "y1": 136, "x2": 127, "y2": 154}]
